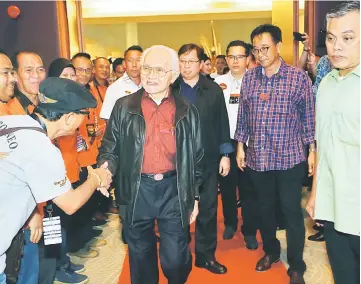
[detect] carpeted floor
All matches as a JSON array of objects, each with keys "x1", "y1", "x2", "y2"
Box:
[
  {"x1": 68, "y1": 214, "x2": 126, "y2": 284},
  {"x1": 72, "y1": 189, "x2": 334, "y2": 284},
  {"x1": 118, "y1": 218, "x2": 290, "y2": 284}
]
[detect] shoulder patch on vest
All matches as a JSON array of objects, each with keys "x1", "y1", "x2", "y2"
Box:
[{"x1": 219, "y1": 83, "x2": 227, "y2": 90}]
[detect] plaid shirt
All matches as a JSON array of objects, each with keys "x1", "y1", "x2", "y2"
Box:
[{"x1": 235, "y1": 61, "x2": 315, "y2": 171}]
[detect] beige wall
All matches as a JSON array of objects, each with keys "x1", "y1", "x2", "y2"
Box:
[
  {"x1": 83, "y1": 17, "x2": 271, "y2": 58},
  {"x1": 83, "y1": 23, "x2": 127, "y2": 58},
  {"x1": 138, "y1": 18, "x2": 271, "y2": 53},
  {"x1": 272, "y1": 1, "x2": 294, "y2": 64},
  {"x1": 298, "y1": 10, "x2": 305, "y2": 56}
]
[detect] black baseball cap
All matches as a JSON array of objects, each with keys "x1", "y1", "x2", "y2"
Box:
[{"x1": 38, "y1": 77, "x2": 97, "y2": 113}]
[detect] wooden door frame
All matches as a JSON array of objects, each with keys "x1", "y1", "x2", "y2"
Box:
[
  {"x1": 56, "y1": 1, "x2": 70, "y2": 58},
  {"x1": 304, "y1": 0, "x2": 316, "y2": 51},
  {"x1": 294, "y1": 0, "x2": 316, "y2": 65},
  {"x1": 293, "y1": 0, "x2": 299, "y2": 66},
  {"x1": 56, "y1": 0, "x2": 85, "y2": 59}
]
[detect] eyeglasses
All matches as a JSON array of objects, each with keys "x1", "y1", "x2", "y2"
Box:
[
  {"x1": 141, "y1": 66, "x2": 171, "y2": 78},
  {"x1": 75, "y1": 67, "x2": 92, "y2": 75},
  {"x1": 227, "y1": 55, "x2": 247, "y2": 61},
  {"x1": 252, "y1": 46, "x2": 273, "y2": 56},
  {"x1": 180, "y1": 60, "x2": 200, "y2": 66}
]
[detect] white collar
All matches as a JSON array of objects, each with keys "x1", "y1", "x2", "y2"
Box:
[{"x1": 227, "y1": 71, "x2": 245, "y2": 82}]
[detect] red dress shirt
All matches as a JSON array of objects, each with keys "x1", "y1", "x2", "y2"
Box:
[{"x1": 141, "y1": 92, "x2": 176, "y2": 174}]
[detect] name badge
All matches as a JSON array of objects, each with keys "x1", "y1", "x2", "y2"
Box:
[
  {"x1": 86, "y1": 124, "x2": 96, "y2": 137},
  {"x1": 229, "y1": 93, "x2": 240, "y2": 104},
  {"x1": 76, "y1": 133, "x2": 88, "y2": 152},
  {"x1": 43, "y1": 216, "x2": 62, "y2": 245},
  {"x1": 260, "y1": 93, "x2": 270, "y2": 101}
]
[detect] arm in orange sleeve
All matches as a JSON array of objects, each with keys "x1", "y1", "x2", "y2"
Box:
[{"x1": 57, "y1": 133, "x2": 80, "y2": 184}]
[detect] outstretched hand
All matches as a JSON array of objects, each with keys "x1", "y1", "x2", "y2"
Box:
[{"x1": 87, "y1": 161, "x2": 112, "y2": 197}]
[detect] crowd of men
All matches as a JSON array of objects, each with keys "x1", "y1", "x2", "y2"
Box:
[{"x1": 0, "y1": 1, "x2": 359, "y2": 284}]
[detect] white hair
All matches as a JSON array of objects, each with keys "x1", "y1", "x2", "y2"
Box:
[{"x1": 141, "y1": 45, "x2": 179, "y2": 73}]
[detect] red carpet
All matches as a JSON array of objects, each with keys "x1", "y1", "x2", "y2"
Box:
[{"x1": 118, "y1": 197, "x2": 289, "y2": 284}]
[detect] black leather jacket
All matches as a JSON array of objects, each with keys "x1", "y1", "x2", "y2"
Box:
[
  {"x1": 97, "y1": 88, "x2": 204, "y2": 228},
  {"x1": 173, "y1": 75, "x2": 232, "y2": 165}
]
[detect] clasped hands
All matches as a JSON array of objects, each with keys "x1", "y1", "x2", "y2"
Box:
[{"x1": 87, "y1": 161, "x2": 112, "y2": 197}]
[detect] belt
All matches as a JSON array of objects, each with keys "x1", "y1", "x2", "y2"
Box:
[{"x1": 141, "y1": 170, "x2": 177, "y2": 181}]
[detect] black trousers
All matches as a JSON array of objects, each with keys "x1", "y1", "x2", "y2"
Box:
[
  {"x1": 38, "y1": 241, "x2": 56, "y2": 284},
  {"x1": 247, "y1": 162, "x2": 306, "y2": 274},
  {"x1": 38, "y1": 208, "x2": 64, "y2": 283},
  {"x1": 67, "y1": 165, "x2": 105, "y2": 252},
  {"x1": 324, "y1": 222, "x2": 360, "y2": 284},
  {"x1": 240, "y1": 168, "x2": 259, "y2": 236},
  {"x1": 218, "y1": 144, "x2": 259, "y2": 236},
  {"x1": 195, "y1": 164, "x2": 218, "y2": 261},
  {"x1": 218, "y1": 142, "x2": 238, "y2": 229},
  {"x1": 123, "y1": 175, "x2": 192, "y2": 284}
]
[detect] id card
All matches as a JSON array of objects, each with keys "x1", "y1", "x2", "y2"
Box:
[
  {"x1": 229, "y1": 93, "x2": 240, "y2": 104},
  {"x1": 86, "y1": 124, "x2": 96, "y2": 137},
  {"x1": 43, "y1": 216, "x2": 62, "y2": 245},
  {"x1": 76, "y1": 134, "x2": 88, "y2": 152},
  {"x1": 260, "y1": 93, "x2": 270, "y2": 101}
]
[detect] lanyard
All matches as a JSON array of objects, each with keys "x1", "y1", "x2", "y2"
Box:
[
  {"x1": 93, "y1": 80, "x2": 104, "y2": 103},
  {"x1": 95, "y1": 85, "x2": 104, "y2": 103},
  {"x1": 29, "y1": 113, "x2": 54, "y2": 213},
  {"x1": 30, "y1": 113, "x2": 61, "y2": 150},
  {"x1": 30, "y1": 113, "x2": 47, "y2": 134}
]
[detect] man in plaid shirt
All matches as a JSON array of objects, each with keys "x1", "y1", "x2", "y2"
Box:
[{"x1": 235, "y1": 24, "x2": 315, "y2": 284}]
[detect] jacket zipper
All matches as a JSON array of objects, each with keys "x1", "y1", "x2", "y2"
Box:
[
  {"x1": 175, "y1": 112, "x2": 187, "y2": 228},
  {"x1": 129, "y1": 112, "x2": 145, "y2": 226},
  {"x1": 175, "y1": 86, "x2": 187, "y2": 228}
]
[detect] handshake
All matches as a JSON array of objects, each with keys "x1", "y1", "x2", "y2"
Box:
[{"x1": 87, "y1": 161, "x2": 113, "y2": 197}]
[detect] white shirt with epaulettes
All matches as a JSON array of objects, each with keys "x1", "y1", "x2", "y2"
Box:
[
  {"x1": 214, "y1": 71, "x2": 244, "y2": 140},
  {"x1": 100, "y1": 72, "x2": 142, "y2": 120}
]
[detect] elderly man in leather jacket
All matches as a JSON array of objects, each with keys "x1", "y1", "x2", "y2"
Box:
[{"x1": 97, "y1": 45, "x2": 203, "y2": 284}]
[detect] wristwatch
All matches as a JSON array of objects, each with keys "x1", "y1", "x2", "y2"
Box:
[
  {"x1": 222, "y1": 153, "x2": 230, "y2": 158},
  {"x1": 195, "y1": 196, "x2": 200, "y2": 201}
]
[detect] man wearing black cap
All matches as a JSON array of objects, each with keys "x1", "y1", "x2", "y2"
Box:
[
  {"x1": 48, "y1": 58, "x2": 98, "y2": 284},
  {"x1": 0, "y1": 77, "x2": 112, "y2": 284},
  {"x1": 4, "y1": 51, "x2": 48, "y2": 284}
]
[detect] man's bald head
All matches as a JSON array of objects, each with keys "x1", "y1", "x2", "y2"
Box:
[
  {"x1": 0, "y1": 53, "x2": 16, "y2": 102},
  {"x1": 92, "y1": 57, "x2": 110, "y2": 82}
]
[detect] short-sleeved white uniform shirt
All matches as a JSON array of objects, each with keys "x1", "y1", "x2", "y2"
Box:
[
  {"x1": 0, "y1": 115, "x2": 71, "y2": 274},
  {"x1": 100, "y1": 73, "x2": 141, "y2": 119}
]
